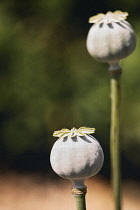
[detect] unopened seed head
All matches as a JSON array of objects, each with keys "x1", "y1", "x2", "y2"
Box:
[
  {"x1": 50, "y1": 127, "x2": 104, "y2": 188},
  {"x1": 86, "y1": 11, "x2": 136, "y2": 70}
]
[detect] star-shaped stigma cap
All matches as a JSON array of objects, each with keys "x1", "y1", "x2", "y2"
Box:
[
  {"x1": 53, "y1": 127, "x2": 95, "y2": 138},
  {"x1": 89, "y1": 11, "x2": 128, "y2": 24}
]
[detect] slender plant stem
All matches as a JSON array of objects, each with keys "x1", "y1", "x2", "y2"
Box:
[
  {"x1": 74, "y1": 194, "x2": 86, "y2": 210},
  {"x1": 110, "y1": 70, "x2": 122, "y2": 210},
  {"x1": 72, "y1": 187, "x2": 87, "y2": 210}
]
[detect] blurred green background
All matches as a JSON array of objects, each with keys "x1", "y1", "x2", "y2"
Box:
[{"x1": 0, "y1": 0, "x2": 139, "y2": 179}]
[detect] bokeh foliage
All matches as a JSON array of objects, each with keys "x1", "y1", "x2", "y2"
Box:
[{"x1": 0, "y1": 1, "x2": 139, "y2": 176}]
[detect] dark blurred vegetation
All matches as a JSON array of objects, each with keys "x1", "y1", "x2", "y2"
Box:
[{"x1": 0, "y1": 0, "x2": 139, "y2": 179}]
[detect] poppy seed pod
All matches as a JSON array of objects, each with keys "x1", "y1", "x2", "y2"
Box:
[
  {"x1": 86, "y1": 11, "x2": 136, "y2": 70},
  {"x1": 50, "y1": 127, "x2": 104, "y2": 189}
]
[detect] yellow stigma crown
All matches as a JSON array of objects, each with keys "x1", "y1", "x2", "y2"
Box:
[
  {"x1": 89, "y1": 10, "x2": 128, "y2": 24},
  {"x1": 53, "y1": 127, "x2": 96, "y2": 138}
]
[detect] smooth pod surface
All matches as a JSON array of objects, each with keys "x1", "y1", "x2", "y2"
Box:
[
  {"x1": 50, "y1": 134, "x2": 104, "y2": 181},
  {"x1": 86, "y1": 20, "x2": 136, "y2": 64}
]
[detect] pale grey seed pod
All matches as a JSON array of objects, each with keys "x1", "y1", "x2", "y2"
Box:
[
  {"x1": 50, "y1": 127, "x2": 104, "y2": 189},
  {"x1": 86, "y1": 11, "x2": 136, "y2": 71}
]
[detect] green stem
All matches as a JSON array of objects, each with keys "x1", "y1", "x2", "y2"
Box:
[
  {"x1": 110, "y1": 70, "x2": 122, "y2": 210},
  {"x1": 72, "y1": 187, "x2": 87, "y2": 210},
  {"x1": 74, "y1": 194, "x2": 86, "y2": 210}
]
